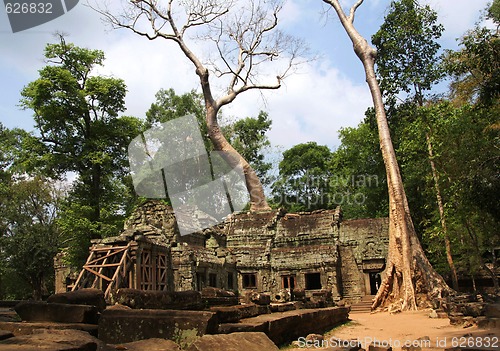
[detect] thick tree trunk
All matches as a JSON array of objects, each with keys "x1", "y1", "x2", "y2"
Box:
[
  {"x1": 425, "y1": 132, "x2": 459, "y2": 291},
  {"x1": 323, "y1": 0, "x2": 452, "y2": 311},
  {"x1": 197, "y1": 68, "x2": 271, "y2": 212}
]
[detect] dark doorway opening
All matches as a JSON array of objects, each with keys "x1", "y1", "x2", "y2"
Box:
[
  {"x1": 196, "y1": 272, "x2": 205, "y2": 291},
  {"x1": 305, "y1": 272, "x2": 322, "y2": 290},
  {"x1": 208, "y1": 273, "x2": 217, "y2": 287},
  {"x1": 369, "y1": 272, "x2": 381, "y2": 295}
]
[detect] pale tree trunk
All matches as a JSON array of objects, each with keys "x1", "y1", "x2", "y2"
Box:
[
  {"x1": 323, "y1": 0, "x2": 452, "y2": 310},
  {"x1": 196, "y1": 66, "x2": 271, "y2": 211},
  {"x1": 425, "y1": 131, "x2": 459, "y2": 291}
]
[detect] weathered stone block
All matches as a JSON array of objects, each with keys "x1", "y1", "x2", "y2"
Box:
[
  {"x1": 369, "y1": 343, "x2": 393, "y2": 351},
  {"x1": 217, "y1": 321, "x2": 269, "y2": 334},
  {"x1": 0, "y1": 321, "x2": 98, "y2": 337},
  {"x1": 246, "y1": 292, "x2": 271, "y2": 305},
  {"x1": 269, "y1": 302, "x2": 296, "y2": 312},
  {"x1": 14, "y1": 301, "x2": 99, "y2": 324},
  {"x1": 211, "y1": 304, "x2": 267, "y2": 322},
  {"x1": 0, "y1": 329, "x2": 104, "y2": 351},
  {"x1": 47, "y1": 288, "x2": 106, "y2": 312},
  {"x1": 98, "y1": 308, "x2": 218, "y2": 344},
  {"x1": 110, "y1": 288, "x2": 203, "y2": 310},
  {"x1": 449, "y1": 315, "x2": 464, "y2": 326},
  {"x1": 305, "y1": 334, "x2": 324, "y2": 342},
  {"x1": 209, "y1": 306, "x2": 241, "y2": 323},
  {"x1": 485, "y1": 303, "x2": 500, "y2": 318},
  {"x1": 461, "y1": 303, "x2": 485, "y2": 317},
  {"x1": 475, "y1": 316, "x2": 489, "y2": 328},
  {"x1": 112, "y1": 338, "x2": 181, "y2": 351},
  {"x1": 293, "y1": 289, "x2": 306, "y2": 302},
  {"x1": 201, "y1": 287, "x2": 235, "y2": 298},
  {"x1": 402, "y1": 344, "x2": 421, "y2": 351},
  {"x1": 187, "y1": 332, "x2": 279, "y2": 351},
  {"x1": 202, "y1": 296, "x2": 239, "y2": 306},
  {"x1": 266, "y1": 313, "x2": 302, "y2": 345},
  {"x1": 437, "y1": 311, "x2": 448, "y2": 318},
  {"x1": 0, "y1": 330, "x2": 13, "y2": 341}
]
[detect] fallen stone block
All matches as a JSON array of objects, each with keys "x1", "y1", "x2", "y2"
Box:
[
  {"x1": 210, "y1": 304, "x2": 267, "y2": 323},
  {"x1": 98, "y1": 308, "x2": 218, "y2": 344},
  {"x1": 246, "y1": 292, "x2": 271, "y2": 305},
  {"x1": 15, "y1": 301, "x2": 99, "y2": 324},
  {"x1": 306, "y1": 334, "x2": 324, "y2": 342},
  {"x1": 461, "y1": 303, "x2": 485, "y2": 317},
  {"x1": 269, "y1": 302, "x2": 295, "y2": 312},
  {"x1": 369, "y1": 343, "x2": 393, "y2": 351},
  {"x1": 0, "y1": 330, "x2": 13, "y2": 341},
  {"x1": 266, "y1": 313, "x2": 302, "y2": 345},
  {"x1": 203, "y1": 296, "x2": 239, "y2": 307},
  {"x1": 0, "y1": 329, "x2": 104, "y2": 351},
  {"x1": 110, "y1": 288, "x2": 203, "y2": 310},
  {"x1": 201, "y1": 287, "x2": 235, "y2": 298},
  {"x1": 47, "y1": 288, "x2": 106, "y2": 312},
  {"x1": 209, "y1": 306, "x2": 241, "y2": 323},
  {"x1": 0, "y1": 321, "x2": 98, "y2": 337},
  {"x1": 0, "y1": 310, "x2": 18, "y2": 323},
  {"x1": 187, "y1": 332, "x2": 279, "y2": 351},
  {"x1": 485, "y1": 303, "x2": 500, "y2": 318},
  {"x1": 217, "y1": 321, "x2": 269, "y2": 334},
  {"x1": 218, "y1": 306, "x2": 349, "y2": 345},
  {"x1": 111, "y1": 338, "x2": 181, "y2": 351},
  {"x1": 488, "y1": 317, "x2": 500, "y2": 328},
  {"x1": 475, "y1": 316, "x2": 489, "y2": 328}
]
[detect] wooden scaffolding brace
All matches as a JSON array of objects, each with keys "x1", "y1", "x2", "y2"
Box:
[{"x1": 72, "y1": 242, "x2": 132, "y2": 300}]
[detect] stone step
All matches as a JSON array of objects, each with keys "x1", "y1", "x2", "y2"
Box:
[{"x1": 349, "y1": 297, "x2": 373, "y2": 313}]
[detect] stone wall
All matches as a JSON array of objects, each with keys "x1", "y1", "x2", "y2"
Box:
[{"x1": 67, "y1": 201, "x2": 389, "y2": 302}]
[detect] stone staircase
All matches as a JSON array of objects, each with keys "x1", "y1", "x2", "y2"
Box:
[{"x1": 349, "y1": 295, "x2": 374, "y2": 313}]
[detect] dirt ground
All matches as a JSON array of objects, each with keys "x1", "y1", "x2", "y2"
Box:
[
  {"x1": 330, "y1": 309, "x2": 499, "y2": 348},
  {"x1": 287, "y1": 309, "x2": 499, "y2": 350}
]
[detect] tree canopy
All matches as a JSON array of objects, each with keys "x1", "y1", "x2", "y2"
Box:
[{"x1": 20, "y1": 37, "x2": 143, "y2": 266}]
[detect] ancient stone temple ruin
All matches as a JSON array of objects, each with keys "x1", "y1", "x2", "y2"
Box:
[{"x1": 64, "y1": 200, "x2": 389, "y2": 303}]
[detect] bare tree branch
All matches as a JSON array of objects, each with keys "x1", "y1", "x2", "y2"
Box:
[
  {"x1": 88, "y1": 0, "x2": 310, "y2": 211},
  {"x1": 348, "y1": 0, "x2": 364, "y2": 23}
]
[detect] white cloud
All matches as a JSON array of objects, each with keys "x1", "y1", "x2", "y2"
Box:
[
  {"x1": 223, "y1": 60, "x2": 371, "y2": 150},
  {"x1": 421, "y1": 0, "x2": 490, "y2": 40},
  {"x1": 2, "y1": 0, "x2": 489, "y2": 153}
]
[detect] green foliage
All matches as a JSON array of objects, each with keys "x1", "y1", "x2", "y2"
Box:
[
  {"x1": 272, "y1": 142, "x2": 333, "y2": 211},
  {"x1": 146, "y1": 88, "x2": 274, "y2": 189},
  {"x1": 396, "y1": 100, "x2": 499, "y2": 278},
  {"x1": 487, "y1": 0, "x2": 500, "y2": 24},
  {"x1": 0, "y1": 176, "x2": 62, "y2": 299},
  {"x1": 443, "y1": 23, "x2": 500, "y2": 105},
  {"x1": 372, "y1": 0, "x2": 444, "y2": 103},
  {"x1": 19, "y1": 37, "x2": 143, "y2": 267},
  {"x1": 225, "y1": 111, "x2": 273, "y2": 185},
  {"x1": 331, "y1": 122, "x2": 388, "y2": 219},
  {"x1": 146, "y1": 88, "x2": 205, "y2": 127}
]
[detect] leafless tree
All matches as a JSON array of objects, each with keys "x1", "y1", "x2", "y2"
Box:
[
  {"x1": 92, "y1": 0, "x2": 308, "y2": 211},
  {"x1": 322, "y1": 0, "x2": 452, "y2": 311}
]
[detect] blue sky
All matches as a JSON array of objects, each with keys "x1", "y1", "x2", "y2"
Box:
[{"x1": 0, "y1": 0, "x2": 491, "y2": 151}]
